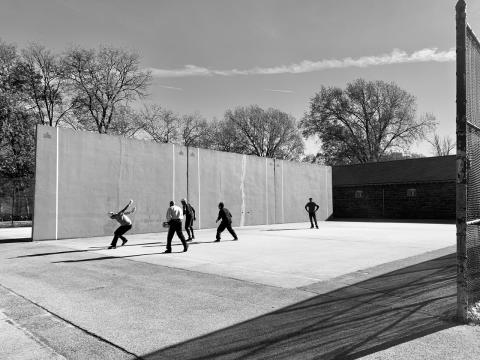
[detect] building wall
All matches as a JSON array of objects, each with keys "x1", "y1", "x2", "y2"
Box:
[
  {"x1": 33, "y1": 126, "x2": 333, "y2": 240},
  {"x1": 333, "y1": 182, "x2": 455, "y2": 219}
]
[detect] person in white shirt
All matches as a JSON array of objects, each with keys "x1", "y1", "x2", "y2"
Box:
[
  {"x1": 164, "y1": 201, "x2": 188, "y2": 253},
  {"x1": 108, "y1": 199, "x2": 136, "y2": 249}
]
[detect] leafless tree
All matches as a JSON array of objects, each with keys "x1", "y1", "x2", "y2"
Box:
[
  {"x1": 301, "y1": 79, "x2": 436, "y2": 165},
  {"x1": 139, "y1": 104, "x2": 180, "y2": 143},
  {"x1": 428, "y1": 133, "x2": 455, "y2": 156},
  {"x1": 64, "y1": 46, "x2": 151, "y2": 134},
  {"x1": 178, "y1": 112, "x2": 212, "y2": 148},
  {"x1": 219, "y1": 105, "x2": 304, "y2": 160},
  {"x1": 21, "y1": 43, "x2": 72, "y2": 127}
]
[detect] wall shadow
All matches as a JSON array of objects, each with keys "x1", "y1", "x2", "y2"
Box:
[{"x1": 141, "y1": 253, "x2": 457, "y2": 360}]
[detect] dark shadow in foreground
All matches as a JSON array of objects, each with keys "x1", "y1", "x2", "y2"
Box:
[
  {"x1": 142, "y1": 253, "x2": 457, "y2": 360},
  {"x1": 0, "y1": 237, "x2": 32, "y2": 243}
]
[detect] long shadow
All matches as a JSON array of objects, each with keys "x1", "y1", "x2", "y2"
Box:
[
  {"x1": 141, "y1": 253, "x2": 457, "y2": 360},
  {"x1": 142, "y1": 239, "x2": 236, "y2": 247},
  {"x1": 0, "y1": 237, "x2": 32, "y2": 243},
  {"x1": 52, "y1": 250, "x2": 189, "y2": 263}
]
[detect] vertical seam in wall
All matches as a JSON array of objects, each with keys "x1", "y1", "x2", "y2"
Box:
[
  {"x1": 186, "y1": 146, "x2": 189, "y2": 203},
  {"x1": 240, "y1": 155, "x2": 247, "y2": 227},
  {"x1": 325, "y1": 168, "x2": 328, "y2": 217},
  {"x1": 172, "y1": 144, "x2": 175, "y2": 201},
  {"x1": 55, "y1": 127, "x2": 59, "y2": 240},
  {"x1": 281, "y1": 161, "x2": 284, "y2": 223},
  {"x1": 265, "y1": 158, "x2": 268, "y2": 225},
  {"x1": 197, "y1": 148, "x2": 201, "y2": 229}
]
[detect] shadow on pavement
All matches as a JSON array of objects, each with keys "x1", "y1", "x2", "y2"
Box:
[
  {"x1": 0, "y1": 237, "x2": 32, "y2": 243},
  {"x1": 141, "y1": 253, "x2": 457, "y2": 360}
]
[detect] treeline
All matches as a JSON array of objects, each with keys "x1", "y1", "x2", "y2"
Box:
[{"x1": 1, "y1": 39, "x2": 451, "y2": 180}]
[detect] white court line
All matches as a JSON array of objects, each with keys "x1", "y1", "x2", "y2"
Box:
[
  {"x1": 197, "y1": 148, "x2": 201, "y2": 229},
  {"x1": 172, "y1": 144, "x2": 175, "y2": 201},
  {"x1": 55, "y1": 127, "x2": 59, "y2": 240},
  {"x1": 265, "y1": 158, "x2": 268, "y2": 225}
]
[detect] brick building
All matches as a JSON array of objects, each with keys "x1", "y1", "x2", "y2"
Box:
[{"x1": 332, "y1": 155, "x2": 455, "y2": 220}]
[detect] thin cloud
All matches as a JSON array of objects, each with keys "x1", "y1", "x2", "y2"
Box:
[
  {"x1": 264, "y1": 89, "x2": 294, "y2": 93},
  {"x1": 157, "y1": 84, "x2": 183, "y2": 90},
  {"x1": 148, "y1": 47, "x2": 455, "y2": 78}
]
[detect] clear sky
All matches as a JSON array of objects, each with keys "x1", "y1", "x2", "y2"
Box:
[{"x1": 2, "y1": 0, "x2": 480, "y2": 155}]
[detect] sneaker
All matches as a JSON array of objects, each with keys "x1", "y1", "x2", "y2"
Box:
[
  {"x1": 186, "y1": 238, "x2": 192, "y2": 242},
  {"x1": 192, "y1": 236, "x2": 195, "y2": 239},
  {"x1": 233, "y1": 238, "x2": 239, "y2": 241},
  {"x1": 310, "y1": 226, "x2": 314, "y2": 229},
  {"x1": 214, "y1": 239, "x2": 220, "y2": 242},
  {"x1": 108, "y1": 245, "x2": 116, "y2": 249},
  {"x1": 121, "y1": 239, "x2": 128, "y2": 246},
  {"x1": 316, "y1": 227, "x2": 319, "y2": 229},
  {"x1": 163, "y1": 249, "x2": 172, "y2": 253},
  {"x1": 183, "y1": 245, "x2": 189, "y2": 252}
]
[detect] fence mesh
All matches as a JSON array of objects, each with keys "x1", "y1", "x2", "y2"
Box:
[
  {"x1": 465, "y1": 25, "x2": 480, "y2": 315},
  {"x1": 0, "y1": 178, "x2": 34, "y2": 227}
]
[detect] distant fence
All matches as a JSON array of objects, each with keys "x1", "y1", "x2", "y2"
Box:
[{"x1": 0, "y1": 177, "x2": 34, "y2": 227}]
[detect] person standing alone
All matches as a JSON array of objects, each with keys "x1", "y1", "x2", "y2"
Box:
[
  {"x1": 305, "y1": 197, "x2": 320, "y2": 229},
  {"x1": 181, "y1": 198, "x2": 196, "y2": 241},
  {"x1": 164, "y1": 201, "x2": 188, "y2": 253},
  {"x1": 215, "y1": 202, "x2": 238, "y2": 242}
]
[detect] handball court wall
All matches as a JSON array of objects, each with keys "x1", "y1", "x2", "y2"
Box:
[{"x1": 33, "y1": 126, "x2": 332, "y2": 240}]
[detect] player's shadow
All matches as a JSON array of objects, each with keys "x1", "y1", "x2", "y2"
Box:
[
  {"x1": 140, "y1": 252, "x2": 458, "y2": 360},
  {"x1": 142, "y1": 239, "x2": 237, "y2": 247}
]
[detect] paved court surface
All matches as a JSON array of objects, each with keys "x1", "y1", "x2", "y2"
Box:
[
  {"x1": 0, "y1": 227, "x2": 31, "y2": 241},
  {"x1": 1, "y1": 221, "x2": 478, "y2": 359}
]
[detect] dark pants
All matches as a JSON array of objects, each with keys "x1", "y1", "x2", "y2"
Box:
[
  {"x1": 185, "y1": 215, "x2": 194, "y2": 239},
  {"x1": 167, "y1": 219, "x2": 187, "y2": 251},
  {"x1": 216, "y1": 221, "x2": 237, "y2": 240},
  {"x1": 309, "y1": 212, "x2": 318, "y2": 228},
  {"x1": 111, "y1": 224, "x2": 132, "y2": 246}
]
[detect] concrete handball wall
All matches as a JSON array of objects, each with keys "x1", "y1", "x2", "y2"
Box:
[{"x1": 33, "y1": 126, "x2": 332, "y2": 240}]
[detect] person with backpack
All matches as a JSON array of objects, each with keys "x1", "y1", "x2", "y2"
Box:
[{"x1": 215, "y1": 202, "x2": 238, "y2": 242}]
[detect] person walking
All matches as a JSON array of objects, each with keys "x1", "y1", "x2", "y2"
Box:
[
  {"x1": 215, "y1": 202, "x2": 238, "y2": 242},
  {"x1": 108, "y1": 199, "x2": 136, "y2": 249},
  {"x1": 181, "y1": 198, "x2": 196, "y2": 241},
  {"x1": 164, "y1": 200, "x2": 188, "y2": 253},
  {"x1": 305, "y1": 197, "x2": 320, "y2": 229}
]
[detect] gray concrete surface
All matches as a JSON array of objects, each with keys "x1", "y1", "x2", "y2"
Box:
[
  {"x1": 1, "y1": 221, "x2": 478, "y2": 359},
  {"x1": 33, "y1": 125, "x2": 332, "y2": 240}
]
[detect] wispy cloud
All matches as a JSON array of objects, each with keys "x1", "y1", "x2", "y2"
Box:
[
  {"x1": 264, "y1": 89, "x2": 294, "y2": 93},
  {"x1": 148, "y1": 47, "x2": 455, "y2": 78},
  {"x1": 157, "y1": 84, "x2": 183, "y2": 90}
]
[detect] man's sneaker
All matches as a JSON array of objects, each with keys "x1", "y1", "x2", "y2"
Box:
[
  {"x1": 233, "y1": 238, "x2": 239, "y2": 241},
  {"x1": 108, "y1": 245, "x2": 116, "y2": 249},
  {"x1": 121, "y1": 239, "x2": 128, "y2": 246},
  {"x1": 186, "y1": 238, "x2": 192, "y2": 242},
  {"x1": 183, "y1": 245, "x2": 188, "y2": 252},
  {"x1": 163, "y1": 249, "x2": 172, "y2": 253},
  {"x1": 316, "y1": 226, "x2": 319, "y2": 229},
  {"x1": 214, "y1": 239, "x2": 220, "y2": 242}
]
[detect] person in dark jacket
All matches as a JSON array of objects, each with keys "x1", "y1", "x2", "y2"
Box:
[
  {"x1": 181, "y1": 198, "x2": 196, "y2": 241},
  {"x1": 215, "y1": 202, "x2": 238, "y2": 242},
  {"x1": 305, "y1": 197, "x2": 320, "y2": 229}
]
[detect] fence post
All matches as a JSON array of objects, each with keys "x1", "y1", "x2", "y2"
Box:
[{"x1": 456, "y1": 0, "x2": 468, "y2": 323}]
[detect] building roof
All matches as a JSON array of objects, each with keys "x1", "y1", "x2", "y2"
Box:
[{"x1": 332, "y1": 155, "x2": 456, "y2": 186}]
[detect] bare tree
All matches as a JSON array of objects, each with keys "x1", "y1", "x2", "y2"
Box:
[
  {"x1": 21, "y1": 43, "x2": 72, "y2": 127},
  {"x1": 428, "y1": 133, "x2": 455, "y2": 156},
  {"x1": 139, "y1": 104, "x2": 180, "y2": 143},
  {"x1": 179, "y1": 112, "x2": 211, "y2": 148},
  {"x1": 301, "y1": 79, "x2": 436, "y2": 165},
  {"x1": 218, "y1": 105, "x2": 304, "y2": 160},
  {"x1": 64, "y1": 46, "x2": 151, "y2": 134}
]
